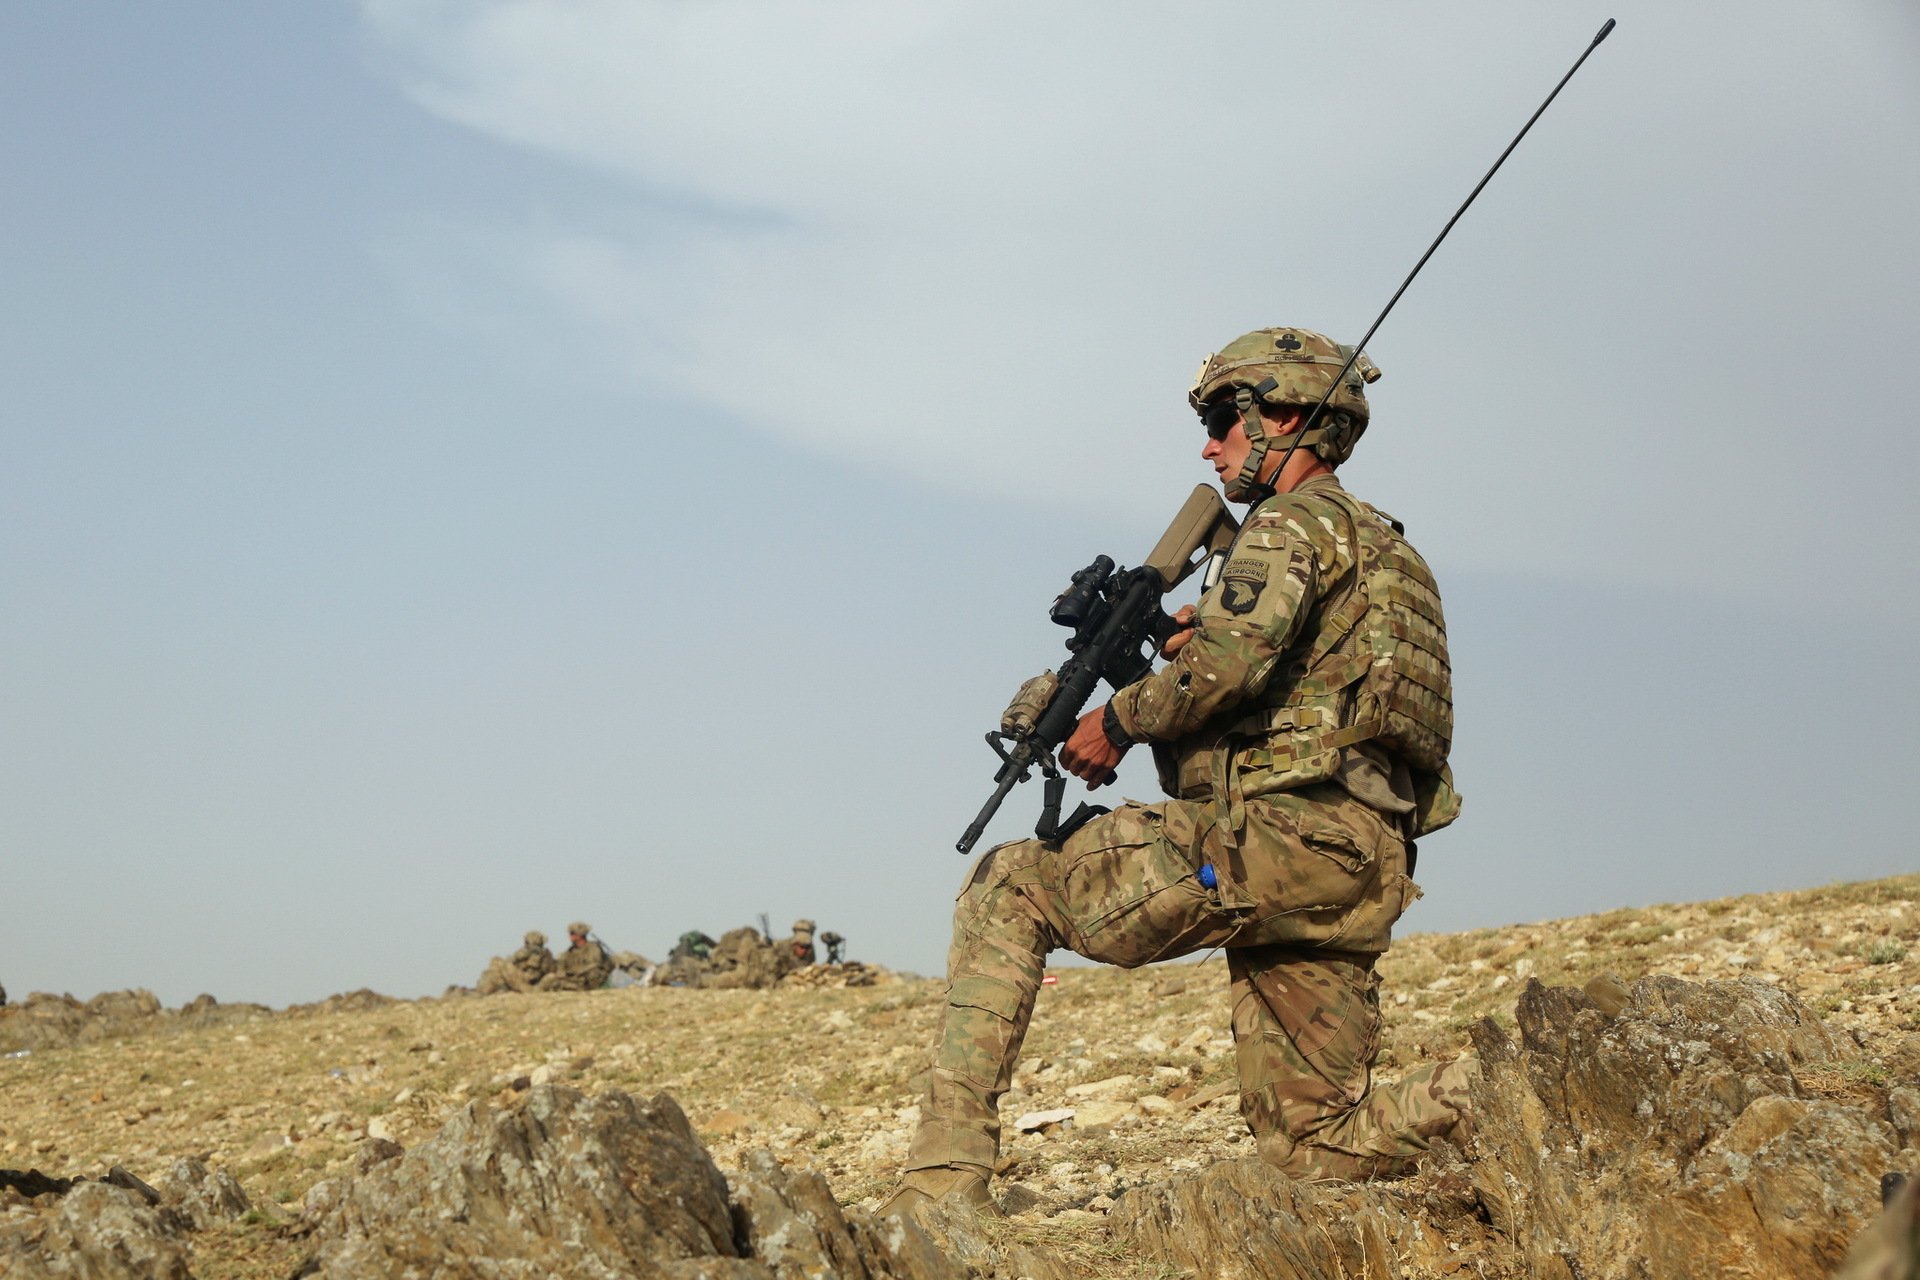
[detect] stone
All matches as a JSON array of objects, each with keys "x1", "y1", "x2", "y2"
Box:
[
  {"x1": 1467, "y1": 975, "x2": 1889, "y2": 1280},
  {"x1": 295, "y1": 1083, "x2": 968, "y2": 1279},
  {"x1": 1102, "y1": 973, "x2": 1905, "y2": 1280},
  {"x1": 763, "y1": 1094, "x2": 826, "y2": 1132},
  {"x1": 154, "y1": 1156, "x2": 250, "y2": 1230},
  {"x1": 730, "y1": 1147, "x2": 971, "y2": 1280},
  {"x1": 888, "y1": 1191, "x2": 1076, "y2": 1280},
  {"x1": 703, "y1": 1108, "x2": 754, "y2": 1136},
  {"x1": 1064, "y1": 1075, "x2": 1136, "y2": 1100},
  {"x1": 0, "y1": 1181, "x2": 194, "y2": 1278},
  {"x1": 1072, "y1": 1100, "x2": 1135, "y2": 1130},
  {"x1": 1113, "y1": 1159, "x2": 1429, "y2": 1280},
  {"x1": 247, "y1": 1131, "x2": 294, "y2": 1157},
  {"x1": 1888, "y1": 1086, "x2": 1920, "y2": 1148},
  {"x1": 1012, "y1": 1108, "x2": 1075, "y2": 1133}
]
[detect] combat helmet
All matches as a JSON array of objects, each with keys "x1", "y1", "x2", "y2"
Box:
[
  {"x1": 524, "y1": 930, "x2": 546, "y2": 947},
  {"x1": 568, "y1": 921, "x2": 592, "y2": 938},
  {"x1": 1188, "y1": 327, "x2": 1381, "y2": 500},
  {"x1": 791, "y1": 918, "x2": 816, "y2": 937}
]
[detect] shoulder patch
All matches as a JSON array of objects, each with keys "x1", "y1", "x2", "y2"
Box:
[
  {"x1": 1222, "y1": 557, "x2": 1269, "y2": 584},
  {"x1": 1219, "y1": 579, "x2": 1262, "y2": 615},
  {"x1": 1219, "y1": 558, "x2": 1268, "y2": 615}
]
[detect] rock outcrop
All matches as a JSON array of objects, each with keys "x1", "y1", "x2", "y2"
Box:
[
  {"x1": 0, "y1": 1158, "x2": 250, "y2": 1279},
  {"x1": 296, "y1": 1083, "x2": 969, "y2": 1279},
  {"x1": 1469, "y1": 975, "x2": 1898, "y2": 1279},
  {"x1": 0, "y1": 988, "x2": 273, "y2": 1052},
  {"x1": 1112, "y1": 1157, "x2": 1436, "y2": 1280},
  {"x1": 1114, "y1": 974, "x2": 1913, "y2": 1280}
]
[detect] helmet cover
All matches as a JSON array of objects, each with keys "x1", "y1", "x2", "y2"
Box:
[{"x1": 1188, "y1": 327, "x2": 1381, "y2": 479}]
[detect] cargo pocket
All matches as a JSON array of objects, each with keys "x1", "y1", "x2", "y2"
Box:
[
  {"x1": 1236, "y1": 799, "x2": 1393, "y2": 949},
  {"x1": 1301, "y1": 823, "x2": 1373, "y2": 876},
  {"x1": 946, "y1": 973, "x2": 1023, "y2": 1021},
  {"x1": 1056, "y1": 804, "x2": 1213, "y2": 968}
]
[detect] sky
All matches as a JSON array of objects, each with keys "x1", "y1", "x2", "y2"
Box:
[{"x1": 3, "y1": 2, "x2": 1916, "y2": 1007}]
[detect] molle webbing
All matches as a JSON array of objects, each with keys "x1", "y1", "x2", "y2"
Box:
[{"x1": 1236, "y1": 488, "x2": 1453, "y2": 783}]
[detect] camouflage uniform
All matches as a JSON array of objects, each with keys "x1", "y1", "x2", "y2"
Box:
[
  {"x1": 1838, "y1": 1174, "x2": 1918, "y2": 1280},
  {"x1": 476, "y1": 931, "x2": 555, "y2": 995},
  {"x1": 898, "y1": 330, "x2": 1474, "y2": 1204},
  {"x1": 705, "y1": 926, "x2": 790, "y2": 990},
  {"x1": 541, "y1": 922, "x2": 614, "y2": 992},
  {"x1": 783, "y1": 919, "x2": 819, "y2": 968}
]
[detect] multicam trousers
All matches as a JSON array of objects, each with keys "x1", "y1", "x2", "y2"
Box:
[{"x1": 905, "y1": 783, "x2": 1475, "y2": 1182}]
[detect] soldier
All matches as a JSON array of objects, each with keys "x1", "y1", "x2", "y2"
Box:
[
  {"x1": 540, "y1": 922, "x2": 614, "y2": 992},
  {"x1": 671, "y1": 931, "x2": 717, "y2": 963},
  {"x1": 884, "y1": 328, "x2": 1475, "y2": 1217},
  {"x1": 476, "y1": 930, "x2": 556, "y2": 995},
  {"x1": 705, "y1": 925, "x2": 787, "y2": 990},
  {"x1": 783, "y1": 919, "x2": 819, "y2": 968}
]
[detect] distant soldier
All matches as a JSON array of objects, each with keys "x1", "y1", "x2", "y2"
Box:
[
  {"x1": 670, "y1": 931, "x2": 717, "y2": 962},
  {"x1": 476, "y1": 930, "x2": 556, "y2": 995},
  {"x1": 706, "y1": 925, "x2": 786, "y2": 990},
  {"x1": 820, "y1": 931, "x2": 847, "y2": 964},
  {"x1": 540, "y1": 922, "x2": 614, "y2": 992},
  {"x1": 653, "y1": 932, "x2": 717, "y2": 987},
  {"x1": 783, "y1": 919, "x2": 818, "y2": 968}
]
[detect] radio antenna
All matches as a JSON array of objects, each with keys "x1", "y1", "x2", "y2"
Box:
[{"x1": 1248, "y1": 19, "x2": 1617, "y2": 507}]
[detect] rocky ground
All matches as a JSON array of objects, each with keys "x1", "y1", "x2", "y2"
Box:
[{"x1": 2, "y1": 873, "x2": 1915, "y2": 1278}]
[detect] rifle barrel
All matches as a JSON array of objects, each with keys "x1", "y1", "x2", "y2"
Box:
[{"x1": 958, "y1": 768, "x2": 1024, "y2": 855}]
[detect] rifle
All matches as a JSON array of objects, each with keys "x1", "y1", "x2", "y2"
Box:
[{"x1": 956, "y1": 484, "x2": 1239, "y2": 855}]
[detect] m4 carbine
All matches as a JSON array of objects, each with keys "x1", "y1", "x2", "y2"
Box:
[{"x1": 956, "y1": 485, "x2": 1239, "y2": 855}]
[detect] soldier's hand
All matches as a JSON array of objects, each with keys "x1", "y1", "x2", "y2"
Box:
[
  {"x1": 1060, "y1": 705, "x2": 1126, "y2": 788},
  {"x1": 1161, "y1": 604, "x2": 1199, "y2": 659}
]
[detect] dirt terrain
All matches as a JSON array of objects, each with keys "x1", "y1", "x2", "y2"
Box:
[{"x1": 2, "y1": 873, "x2": 1915, "y2": 1278}]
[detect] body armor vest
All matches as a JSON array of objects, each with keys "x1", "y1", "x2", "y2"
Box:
[{"x1": 1154, "y1": 487, "x2": 1454, "y2": 821}]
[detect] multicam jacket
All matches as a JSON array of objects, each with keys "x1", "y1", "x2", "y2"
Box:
[
  {"x1": 508, "y1": 943, "x2": 555, "y2": 984},
  {"x1": 1107, "y1": 473, "x2": 1459, "y2": 835},
  {"x1": 553, "y1": 940, "x2": 613, "y2": 991}
]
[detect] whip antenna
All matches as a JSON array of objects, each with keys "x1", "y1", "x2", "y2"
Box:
[{"x1": 1250, "y1": 19, "x2": 1617, "y2": 504}]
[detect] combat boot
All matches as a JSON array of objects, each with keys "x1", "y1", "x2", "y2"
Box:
[{"x1": 877, "y1": 1165, "x2": 1002, "y2": 1220}]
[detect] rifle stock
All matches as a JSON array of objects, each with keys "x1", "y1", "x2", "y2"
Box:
[{"x1": 1141, "y1": 485, "x2": 1240, "y2": 590}]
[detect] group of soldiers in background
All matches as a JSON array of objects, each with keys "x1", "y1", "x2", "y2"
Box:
[
  {"x1": 475, "y1": 922, "x2": 615, "y2": 995},
  {"x1": 653, "y1": 918, "x2": 849, "y2": 989},
  {"x1": 474, "y1": 917, "x2": 853, "y2": 995}
]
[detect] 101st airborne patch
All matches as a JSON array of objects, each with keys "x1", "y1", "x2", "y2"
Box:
[{"x1": 1218, "y1": 557, "x2": 1269, "y2": 615}]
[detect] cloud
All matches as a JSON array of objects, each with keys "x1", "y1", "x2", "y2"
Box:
[{"x1": 357, "y1": 1, "x2": 1920, "y2": 611}]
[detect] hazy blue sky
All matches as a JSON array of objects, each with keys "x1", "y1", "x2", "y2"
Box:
[{"x1": 4, "y1": 3, "x2": 1916, "y2": 1006}]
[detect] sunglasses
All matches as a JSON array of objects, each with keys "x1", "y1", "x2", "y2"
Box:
[{"x1": 1201, "y1": 397, "x2": 1242, "y2": 441}]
